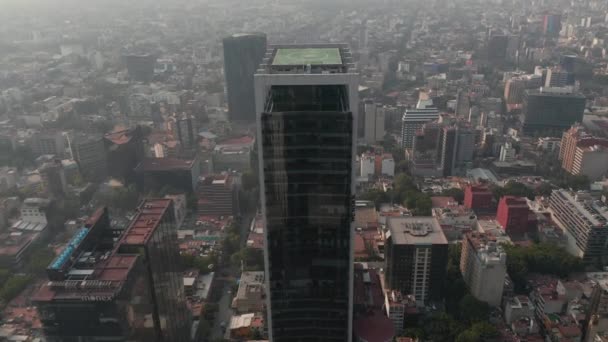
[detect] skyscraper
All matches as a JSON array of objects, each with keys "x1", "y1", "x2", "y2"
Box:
[
  {"x1": 34, "y1": 202, "x2": 190, "y2": 341},
  {"x1": 401, "y1": 98, "x2": 439, "y2": 149},
  {"x1": 521, "y1": 88, "x2": 586, "y2": 136},
  {"x1": 255, "y1": 44, "x2": 358, "y2": 342},
  {"x1": 223, "y1": 33, "x2": 267, "y2": 122},
  {"x1": 124, "y1": 54, "x2": 157, "y2": 83}
]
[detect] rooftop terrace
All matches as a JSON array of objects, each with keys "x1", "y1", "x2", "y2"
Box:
[{"x1": 272, "y1": 48, "x2": 341, "y2": 66}]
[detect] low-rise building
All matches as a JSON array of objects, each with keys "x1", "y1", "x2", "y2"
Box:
[
  {"x1": 232, "y1": 271, "x2": 265, "y2": 314},
  {"x1": 229, "y1": 313, "x2": 265, "y2": 340},
  {"x1": 431, "y1": 196, "x2": 477, "y2": 240},
  {"x1": 504, "y1": 296, "x2": 535, "y2": 325}
]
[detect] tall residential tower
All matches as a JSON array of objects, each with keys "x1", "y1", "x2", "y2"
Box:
[{"x1": 255, "y1": 44, "x2": 358, "y2": 342}]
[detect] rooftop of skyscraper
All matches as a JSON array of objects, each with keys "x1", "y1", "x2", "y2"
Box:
[
  {"x1": 119, "y1": 198, "x2": 172, "y2": 246},
  {"x1": 387, "y1": 217, "x2": 448, "y2": 245},
  {"x1": 257, "y1": 44, "x2": 356, "y2": 74}
]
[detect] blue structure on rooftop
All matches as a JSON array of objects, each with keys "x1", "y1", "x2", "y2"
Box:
[{"x1": 49, "y1": 228, "x2": 89, "y2": 270}]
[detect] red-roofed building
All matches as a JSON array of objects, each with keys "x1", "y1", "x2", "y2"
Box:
[
  {"x1": 496, "y1": 196, "x2": 535, "y2": 236},
  {"x1": 353, "y1": 264, "x2": 395, "y2": 342},
  {"x1": 464, "y1": 184, "x2": 494, "y2": 212}
]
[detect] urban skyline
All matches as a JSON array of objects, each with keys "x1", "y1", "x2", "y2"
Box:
[{"x1": 2, "y1": 0, "x2": 608, "y2": 341}]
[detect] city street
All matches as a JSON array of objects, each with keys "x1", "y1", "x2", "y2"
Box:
[
  {"x1": 209, "y1": 213, "x2": 254, "y2": 341},
  {"x1": 210, "y1": 281, "x2": 234, "y2": 341}
]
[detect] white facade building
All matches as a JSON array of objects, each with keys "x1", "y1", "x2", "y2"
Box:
[
  {"x1": 360, "y1": 154, "x2": 375, "y2": 179},
  {"x1": 499, "y1": 142, "x2": 517, "y2": 162},
  {"x1": 381, "y1": 155, "x2": 395, "y2": 177},
  {"x1": 363, "y1": 102, "x2": 385, "y2": 144},
  {"x1": 460, "y1": 232, "x2": 507, "y2": 306}
]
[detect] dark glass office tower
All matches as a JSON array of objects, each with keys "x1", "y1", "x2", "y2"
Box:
[
  {"x1": 255, "y1": 44, "x2": 359, "y2": 342},
  {"x1": 34, "y1": 201, "x2": 191, "y2": 342},
  {"x1": 223, "y1": 33, "x2": 267, "y2": 122}
]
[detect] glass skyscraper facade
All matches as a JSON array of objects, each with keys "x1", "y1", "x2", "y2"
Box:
[
  {"x1": 34, "y1": 200, "x2": 190, "y2": 342},
  {"x1": 223, "y1": 33, "x2": 267, "y2": 122},
  {"x1": 255, "y1": 44, "x2": 359, "y2": 342}
]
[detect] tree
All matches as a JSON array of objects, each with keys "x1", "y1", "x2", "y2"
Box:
[
  {"x1": 458, "y1": 294, "x2": 490, "y2": 323},
  {"x1": 358, "y1": 189, "x2": 390, "y2": 208},
  {"x1": 0, "y1": 275, "x2": 32, "y2": 302},
  {"x1": 456, "y1": 322, "x2": 499, "y2": 342},
  {"x1": 441, "y1": 188, "x2": 465, "y2": 204},
  {"x1": 231, "y1": 248, "x2": 264, "y2": 271},
  {"x1": 26, "y1": 247, "x2": 56, "y2": 275},
  {"x1": 503, "y1": 243, "x2": 584, "y2": 292},
  {"x1": 535, "y1": 182, "x2": 554, "y2": 197},
  {"x1": 492, "y1": 181, "x2": 535, "y2": 200}
]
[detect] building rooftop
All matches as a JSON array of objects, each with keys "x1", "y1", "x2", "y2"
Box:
[
  {"x1": 120, "y1": 199, "x2": 172, "y2": 246},
  {"x1": 135, "y1": 157, "x2": 195, "y2": 172},
  {"x1": 33, "y1": 254, "x2": 138, "y2": 302},
  {"x1": 258, "y1": 44, "x2": 355, "y2": 75},
  {"x1": 272, "y1": 48, "x2": 342, "y2": 66},
  {"x1": 387, "y1": 217, "x2": 448, "y2": 245},
  {"x1": 552, "y1": 190, "x2": 608, "y2": 227}
]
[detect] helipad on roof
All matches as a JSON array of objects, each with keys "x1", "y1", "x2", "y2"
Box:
[{"x1": 272, "y1": 48, "x2": 342, "y2": 66}]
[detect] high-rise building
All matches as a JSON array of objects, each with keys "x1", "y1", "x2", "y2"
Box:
[
  {"x1": 117, "y1": 199, "x2": 190, "y2": 341},
  {"x1": 104, "y1": 127, "x2": 145, "y2": 183},
  {"x1": 464, "y1": 184, "x2": 494, "y2": 212},
  {"x1": 504, "y1": 74, "x2": 543, "y2": 110},
  {"x1": 496, "y1": 196, "x2": 533, "y2": 236},
  {"x1": 134, "y1": 157, "x2": 201, "y2": 193},
  {"x1": 34, "y1": 203, "x2": 190, "y2": 341},
  {"x1": 31, "y1": 131, "x2": 66, "y2": 156},
  {"x1": 559, "y1": 124, "x2": 608, "y2": 181},
  {"x1": 363, "y1": 101, "x2": 385, "y2": 144},
  {"x1": 69, "y1": 133, "x2": 108, "y2": 181},
  {"x1": 521, "y1": 88, "x2": 586, "y2": 136},
  {"x1": 542, "y1": 14, "x2": 562, "y2": 36},
  {"x1": 223, "y1": 33, "x2": 267, "y2": 122},
  {"x1": 549, "y1": 190, "x2": 608, "y2": 265},
  {"x1": 124, "y1": 54, "x2": 157, "y2": 83},
  {"x1": 460, "y1": 232, "x2": 507, "y2": 306},
  {"x1": 197, "y1": 173, "x2": 240, "y2": 217},
  {"x1": 40, "y1": 159, "x2": 67, "y2": 198},
  {"x1": 411, "y1": 121, "x2": 444, "y2": 177},
  {"x1": 167, "y1": 113, "x2": 198, "y2": 148},
  {"x1": 560, "y1": 55, "x2": 577, "y2": 73},
  {"x1": 455, "y1": 127, "x2": 476, "y2": 170},
  {"x1": 401, "y1": 98, "x2": 439, "y2": 149},
  {"x1": 254, "y1": 44, "x2": 358, "y2": 342},
  {"x1": 499, "y1": 142, "x2": 517, "y2": 162},
  {"x1": 385, "y1": 217, "x2": 448, "y2": 305},
  {"x1": 545, "y1": 68, "x2": 572, "y2": 88},
  {"x1": 440, "y1": 126, "x2": 457, "y2": 177},
  {"x1": 487, "y1": 34, "x2": 508, "y2": 61}
]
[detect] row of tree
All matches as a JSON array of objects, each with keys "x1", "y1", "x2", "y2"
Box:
[
  {"x1": 358, "y1": 173, "x2": 432, "y2": 215},
  {"x1": 502, "y1": 243, "x2": 584, "y2": 293}
]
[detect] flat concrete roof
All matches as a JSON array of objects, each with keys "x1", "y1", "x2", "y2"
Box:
[
  {"x1": 272, "y1": 48, "x2": 342, "y2": 66},
  {"x1": 387, "y1": 217, "x2": 448, "y2": 245}
]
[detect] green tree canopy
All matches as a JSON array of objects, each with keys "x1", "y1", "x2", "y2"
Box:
[
  {"x1": 441, "y1": 188, "x2": 465, "y2": 204},
  {"x1": 503, "y1": 243, "x2": 584, "y2": 293}
]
